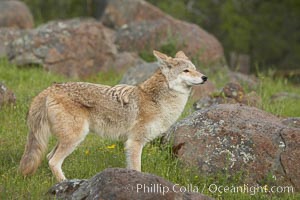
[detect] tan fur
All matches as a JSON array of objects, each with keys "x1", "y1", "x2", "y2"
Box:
[{"x1": 19, "y1": 50, "x2": 207, "y2": 181}]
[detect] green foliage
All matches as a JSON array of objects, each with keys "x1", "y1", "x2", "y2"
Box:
[
  {"x1": 220, "y1": 1, "x2": 253, "y2": 53},
  {"x1": 160, "y1": 40, "x2": 179, "y2": 57},
  {"x1": 22, "y1": 0, "x2": 93, "y2": 25},
  {"x1": 139, "y1": 50, "x2": 156, "y2": 62},
  {"x1": 257, "y1": 71, "x2": 300, "y2": 117},
  {"x1": 147, "y1": 0, "x2": 190, "y2": 20},
  {"x1": 139, "y1": 39, "x2": 179, "y2": 62},
  {"x1": 147, "y1": 0, "x2": 300, "y2": 71}
]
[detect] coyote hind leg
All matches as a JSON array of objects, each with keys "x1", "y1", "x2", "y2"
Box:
[
  {"x1": 48, "y1": 140, "x2": 82, "y2": 182},
  {"x1": 47, "y1": 143, "x2": 58, "y2": 161},
  {"x1": 48, "y1": 119, "x2": 89, "y2": 182},
  {"x1": 47, "y1": 97, "x2": 89, "y2": 182}
]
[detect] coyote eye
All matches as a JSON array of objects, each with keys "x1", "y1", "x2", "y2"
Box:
[{"x1": 183, "y1": 69, "x2": 189, "y2": 73}]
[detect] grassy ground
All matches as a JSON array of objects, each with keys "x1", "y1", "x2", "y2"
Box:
[{"x1": 0, "y1": 58, "x2": 299, "y2": 199}]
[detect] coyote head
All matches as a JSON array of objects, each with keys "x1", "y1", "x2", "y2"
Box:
[{"x1": 153, "y1": 50, "x2": 207, "y2": 93}]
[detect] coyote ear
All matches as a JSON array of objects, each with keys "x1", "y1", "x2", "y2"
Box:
[
  {"x1": 153, "y1": 50, "x2": 170, "y2": 63},
  {"x1": 175, "y1": 51, "x2": 188, "y2": 59},
  {"x1": 153, "y1": 50, "x2": 173, "y2": 70}
]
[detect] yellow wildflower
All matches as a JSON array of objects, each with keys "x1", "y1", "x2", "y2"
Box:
[
  {"x1": 107, "y1": 144, "x2": 116, "y2": 149},
  {"x1": 263, "y1": 185, "x2": 268, "y2": 192}
]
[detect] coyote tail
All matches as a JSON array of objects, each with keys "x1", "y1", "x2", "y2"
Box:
[{"x1": 19, "y1": 96, "x2": 50, "y2": 176}]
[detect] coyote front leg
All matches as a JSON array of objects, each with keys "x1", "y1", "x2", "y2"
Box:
[{"x1": 125, "y1": 139, "x2": 144, "y2": 171}]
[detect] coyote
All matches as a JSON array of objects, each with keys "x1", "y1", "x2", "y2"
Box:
[{"x1": 19, "y1": 50, "x2": 207, "y2": 181}]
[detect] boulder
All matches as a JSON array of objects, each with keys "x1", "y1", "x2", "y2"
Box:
[
  {"x1": 0, "y1": 82, "x2": 16, "y2": 107},
  {"x1": 222, "y1": 82, "x2": 245, "y2": 100},
  {"x1": 8, "y1": 18, "x2": 116, "y2": 77},
  {"x1": 115, "y1": 19, "x2": 224, "y2": 64},
  {"x1": 194, "y1": 82, "x2": 261, "y2": 110},
  {"x1": 164, "y1": 104, "x2": 300, "y2": 190},
  {"x1": 0, "y1": 28, "x2": 26, "y2": 58},
  {"x1": 48, "y1": 168, "x2": 213, "y2": 200},
  {"x1": 6, "y1": 18, "x2": 140, "y2": 78},
  {"x1": 281, "y1": 117, "x2": 300, "y2": 129},
  {"x1": 0, "y1": 0, "x2": 34, "y2": 29},
  {"x1": 280, "y1": 128, "x2": 300, "y2": 190},
  {"x1": 102, "y1": 0, "x2": 224, "y2": 64}
]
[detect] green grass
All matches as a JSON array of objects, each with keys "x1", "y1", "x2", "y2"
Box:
[
  {"x1": 0, "y1": 58, "x2": 299, "y2": 199},
  {"x1": 257, "y1": 73, "x2": 300, "y2": 117}
]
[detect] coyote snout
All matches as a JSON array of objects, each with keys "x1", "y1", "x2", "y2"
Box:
[
  {"x1": 180, "y1": 69, "x2": 207, "y2": 86},
  {"x1": 19, "y1": 50, "x2": 207, "y2": 182}
]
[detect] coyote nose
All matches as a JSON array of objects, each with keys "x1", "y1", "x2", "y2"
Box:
[{"x1": 202, "y1": 76, "x2": 208, "y2": 82}]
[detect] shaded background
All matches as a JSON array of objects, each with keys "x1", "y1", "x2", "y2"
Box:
[{"x1": 22, "y1": 0, "x2": 300, "y2": 75}]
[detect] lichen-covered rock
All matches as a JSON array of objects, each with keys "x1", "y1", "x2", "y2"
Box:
[
  {"x1": 0, "y1": 82, "x2": 16, "y2": 107},
  {"x1": 48, "y1": 168, "x2": 213, "y2": 200},
  {"x1": 281, "y1": 117, "x2": 300, "y2": 129},
  {"x1": 164, "y1": 104, "x2": 300, "y2": 190},
  {"x1": 222, "y1": 82, "x2": 245, "y2": 100},
  {"x1": 6, "y1": 18, "x2": 141, "y2": 78},
  {"x1": 279, "y1": 128, "x2": 300, "y2": 190},
  {"x1": 0, "y1": 28, "x2": 27, "y2": 58},
  {"x1": 7, "y1": 18, "x2": 115, "y2": 77},
  {"x1": 0, "y1": 0, "x2": 34, "y2": 29}
]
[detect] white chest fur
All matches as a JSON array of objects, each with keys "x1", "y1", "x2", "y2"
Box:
[{"x1": 146, "y1": 92, "x2": 189, "y2": 141}]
